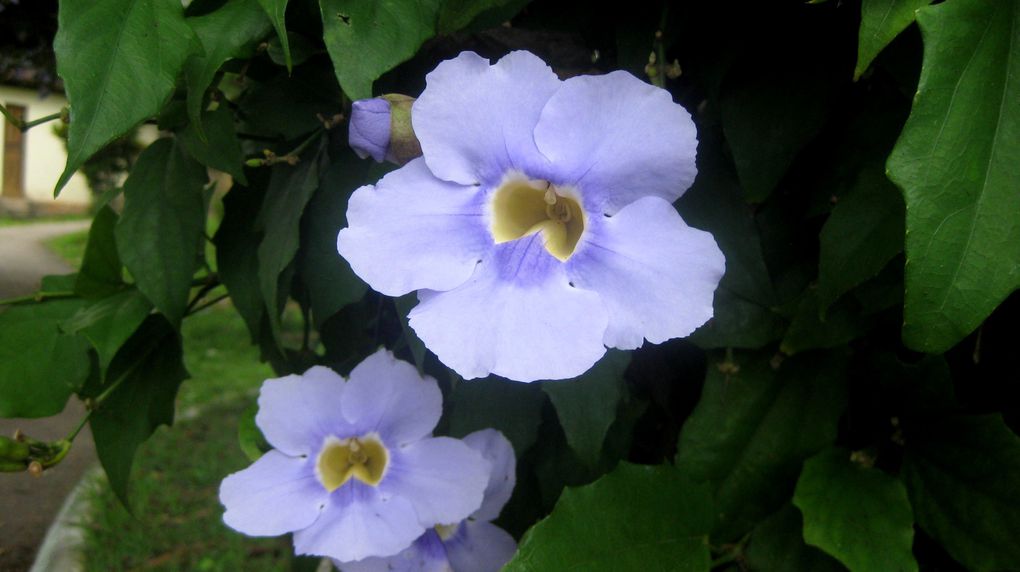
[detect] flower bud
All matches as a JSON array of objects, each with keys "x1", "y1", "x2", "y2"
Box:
[
  {"x1": 348, "y1": 94, "x2": 422, "y2": 165},
  {"x1": 0, "y1": 435, "x2": 30, "y2": 462}
]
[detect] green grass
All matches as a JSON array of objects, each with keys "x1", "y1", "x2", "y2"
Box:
[
  {"x1": 40, "y1": 227, "x2": 310, "y2": 570},
  {"x1": 45, "y1": 229, "x2": 89, "y2": 267},
  {"x1": 81, "y1": 400, "x2": 294, "y2": 572},
  {"x1": 0, "y1": 213, "x2": 89, "y2": 227},
  {"x1": 80, "y1": 304, "x2": 300, "y2": 572}
]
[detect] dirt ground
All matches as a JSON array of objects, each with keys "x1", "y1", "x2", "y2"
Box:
[{"x1": 0, "y1": 220, "x2": 95, "y2": 572}]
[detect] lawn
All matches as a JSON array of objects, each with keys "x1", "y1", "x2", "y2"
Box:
[
  {"x1": 0, "y1": 213, "x2": 89, "y2": 227},
  {"x1": 43, "y1": 225, "x2": 312, "y2": 571},
  {"x1": 45, "y1": 229, "x2": 89, "y2": 267}
]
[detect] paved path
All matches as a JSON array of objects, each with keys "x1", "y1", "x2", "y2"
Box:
[{"x1": 0, "y1": 220, "x2": 95, "y2": 572}]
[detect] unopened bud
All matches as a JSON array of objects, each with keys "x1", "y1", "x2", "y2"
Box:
[
  {"x1": 28, "y1": 460, "x2": 43, "y2": 477},
  {"x1": 348, "y1": 94, "x2": 422, "y2": 165},
  {"x1": 0, "y1": 435, "x2": 30, "y2": 462}
]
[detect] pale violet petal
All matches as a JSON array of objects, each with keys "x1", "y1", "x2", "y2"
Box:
[
  {"x1": 567, "y1": 196, "x2": 724, "y2": 349},
  {"x1": 337, "y1": 158, "x2": 490, "y2": 297},
  {"x1": 534, "y1": 71, "x2": 698, "y2": 214},
  {"x1": 412, "y1": 51, "x2": 560, "y2": 186},
  {"x1": 336, "y1": 530, "x2": 452, "y2": 572},
  {"x1": 462, "y1": 429, "x2": 516, "y2": 522},
  {"x1": 256, "y1": 366, "x2": 351, "y2": 456},
  {"x1": 382, "y1": 436, "x2": 489, "y2": 526},
  {"x1": 409, "y1": 234, "x2": 609, "y2": 382},
  {"x1": 341, "y1": 349, "x2": 443, "y2": 445},
  {"x1": 219, "y1": 450, "x2": 326, "y2": 536},
  {"x1": 349, "y1": 97, "x2": 391, "y2": 162},
  {"x1": 293, "y1": 482, "x2": 424, "y2": 562},
  {"x1": 445, "y1": 521, "x2": 517, "y2": 572}
]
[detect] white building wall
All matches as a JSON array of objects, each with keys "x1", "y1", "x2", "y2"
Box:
[{"x1": 0, "y1": 85, "x2": 92, "y2": 208}]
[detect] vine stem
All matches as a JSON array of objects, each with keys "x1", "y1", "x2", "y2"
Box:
[
  {"x1": 710, "y1": 532, "x2": 750, "y2": 570},
  {"x1": 0, "y1": 104, "x2": 64, "y2": 132},
  {"x1": 186, "y1": 292, "x2": 230, "y2": 316},
  {"x1": 0, "y1": 290, "x2": 75, "y2": 306},
  {"x1": 65, "y1": 413, "x2": 90, "y2": 443},
  {"x1": 65, "y1": 339, "x2": 156, "y2": 443}
]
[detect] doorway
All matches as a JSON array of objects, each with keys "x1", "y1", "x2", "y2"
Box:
[{"x1": 2, "y1": 104, "x2": 26, "y2": 199}]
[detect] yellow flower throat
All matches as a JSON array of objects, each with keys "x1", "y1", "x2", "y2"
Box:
[
  {"x1": 315, "y1": 434, "x2": 389, "y2": 491},
  {"x1": 490, "y1": 176, "x2": 586, "y2": 262}
]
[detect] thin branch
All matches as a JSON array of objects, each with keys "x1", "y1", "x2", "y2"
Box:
[
  {"x1": 186, "y1": 292, "x2": 230, "y2": 316},
  {"x1": 21, "y1": 111, "x2": 64, "y2": 132},
  {"x1": 1, "y1": 104, "x2": 65, "y2": 132},
  {"x1": 245, "y1": 128, "x2": 324, "y2": 167},
  {"x1": 0, "y1": 290, "x2": 76, "y2": 306},
  {"x1": 0, "y1": 103, "x2": 20, "y2": 127}
]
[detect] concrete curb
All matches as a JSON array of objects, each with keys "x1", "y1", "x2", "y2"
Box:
[{"x1": 28, "y1": 466, "x2": 100, "y2": 572}]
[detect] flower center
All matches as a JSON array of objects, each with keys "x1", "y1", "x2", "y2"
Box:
[
  {"x1": 490, "y1": 175, "x2": 586, "y2": 262},
  {"x1": 434, "y1": 522, "x2": 461, "y2": 541},
  {"x1": 315, "y1": 433, "x2": 389, "y2": 492}
]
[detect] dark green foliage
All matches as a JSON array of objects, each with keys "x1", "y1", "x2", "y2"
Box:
[
  {"x1": 888, "y1": 0, "x2": 1020, "y2": 352},
  {"x1": 746, "y1": 504, "x2": 846, "y2": 572},
  {"x1": 902, "y1": 414, "x2": 1020, "y2": 571},
  {"x1": 0, "y1": 299, "x2": 91, "y2": 418},
  {"x1": 676, "y1": 350, "x2": 848, "y2": 541},
  {"x1": 794, "y1": 448, "x2": 917, "y2": 572},
  {"x1": 86, "y1": 315, "x2": 189, "y2": 506},
  {"x1": 2, "y1": 0, "x2": 1018, "y2": 568},
  {"x1": 505, "y1": 463, "x2": 713, "y2": 571},
  {"x1": 115, "y1": 139, "x2": 208, "y2": 326}
]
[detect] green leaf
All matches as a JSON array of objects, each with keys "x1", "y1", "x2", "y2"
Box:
[
  {"x1": 676, "y1": 350, "x2": 848, "y2": 541},
  {"x1": 179, "y1": 106, "x2": 248, "y2": 184},
  {"x1": 298, "y1": 157, "x2": 368, "y2": 327},
  {"x1": 0, "y1": 300, "x2": 91, "y2": 418},
  {"x1": 394, "y1": 293, "x2": 426, "y2": 373},
  {"x1": 678, "y1": 144, "x2": 784, "y2": 348},
  {"x1": 887, "y1": 0, "x2": 1020, "y2": 352},
  {"x1": 88, "y1": 315, "x2": 188, "y2": 507},
  {"x1": 505, "y1": 463, "x2": 713, "y2": 572},
  {"x1": 238, "y1": 403, "x2": 271, "y2": 462},
  {"x1": 53, "y1": 0, "x2": 197, "y2": 195},
  {"x1": 184, "y1": 0, "x2": 271, "y2": 137},
  {"x1": 720, "y1": 53, "x2": 834, "y2": 202},
  {"x1": 319, "y1": 0, "x2": 441, "y2": 100},
  {"x1": 257, "y1": 0, "x2": 291, "y2": 71},
  {"x1": 115, "y1": 139, "x2": 208, "y2": 326},
  {"x1": 62, "y1": 290, "x2": 153, "y2": 374},
  {"x1": 861, "y1": 353, "x2": 955, "y2": 419},
  {"x1": 215, "y1": 181, "x2": 267, "y2": 342},
  {"x1": 267, "y1": 32, "x2": 317, "y2": 68},
  {"x1": 437, "y1": 0, "x2": 529, "y2": 34},
  {"x1": 780, "y1": 289, "x2": 872, "y2": 355},
  {"x1": 257, "y1": 141, "x2": 327, "y2": 346},
  {"x1": 855, "y1": 0, "x2": 933, "y2": 80},
  {"x1": 239, "y1": 66, "x2": 342, "y2": 140},
  {"x1": 445, "y1": 377, "x2": 546, "y2": 456},
  {"x1": 542, "y1": 350, "x2": 630, "y2": 467},
  {"x1": 746, "y1": 504, "x2": 846, "y2": 572},
  {"x1": 75, "y1": 206, "x2": 124, "y2": 299},
  {"x1": 817, "y1": 162, "x2": 905, "y2": 312},
  {"x1": 902, "y1": 414, "x2": 1020, "y2": 571},
  {"x1": 40, "y1": 274, "x2": 79, "y2": 294},
  {"x1": 794, "y1": 448, "x2": 917, "y2": 572}
]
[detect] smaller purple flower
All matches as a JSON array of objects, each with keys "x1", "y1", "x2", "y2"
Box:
[
  {"x1": 219, "y1": 350, "x2": 490, "y2": 562},
  {"x1": 335, "y1": 429, "x2": 518, "y2": 572}
]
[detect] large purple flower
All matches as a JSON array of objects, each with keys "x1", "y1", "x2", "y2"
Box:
[
  {"x1": 335, "y1": 429, "x2": 517, "y2": 572},
  {"x1": 219, "y1": 350, "x2": 489, "y2": 562},
  {"x1": 337, "y1": 51, "x2": 725, "y2": 382}
]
